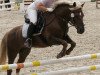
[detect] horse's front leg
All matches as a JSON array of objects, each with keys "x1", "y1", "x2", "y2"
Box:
[
  {"x1": 48, "y1": 37, "x2": 68, "y2": 58},
  {"x1": 16, "y1": 48, "x2": 31, "y2": 75},
  {"x1": 64, "y1": 34, "x2": 76, "y2": 55}
]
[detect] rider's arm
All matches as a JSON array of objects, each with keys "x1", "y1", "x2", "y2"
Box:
[{"x1": 36, "y1": 3, "x2": 48, "y2": 12}]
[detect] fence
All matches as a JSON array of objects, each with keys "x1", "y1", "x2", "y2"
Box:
[
  {"x1": 0, "y1": 53, "x2": 100, "y2": 71},
  {"x1": 32, "y1": 65, "x2": 100, "y2": 75},
  {"x1": 96, "y1": 0, "x2": 100, "y2": 8},
  {"x1": 0, "y1": 2, "x2": 15, "y2": 11}
]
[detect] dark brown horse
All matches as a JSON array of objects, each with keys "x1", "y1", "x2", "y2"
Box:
[{"x1": 0, "y1": 2, "x2": 85, "y2": 75}]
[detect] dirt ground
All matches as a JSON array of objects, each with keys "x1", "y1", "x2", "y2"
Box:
[{"x1": 0, "y1": 1, "x2": 100, "y2": 75}]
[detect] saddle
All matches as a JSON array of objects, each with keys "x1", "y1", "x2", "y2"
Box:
[{"x1": 25, "y1": 10, "x2": 45, "y2": 34}]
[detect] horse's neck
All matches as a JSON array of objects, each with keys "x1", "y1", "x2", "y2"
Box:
[
  {"x1": 44, "y1": 12, "x2": 54, "y2": 18},
  {"x1": 44, "y1": 11, "x2": 65, "y2": 22},
  {"x1": 43, "y1": 12, "x2": 69, "y2": 35},
  {"x1": 44, "y1": 12, "x2": 55, "y2": 25}
]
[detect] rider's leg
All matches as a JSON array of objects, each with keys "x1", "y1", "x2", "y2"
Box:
[
  {"x1": 24, "y1": 9, "x2": 37, "y2": 48},
  {"x1": 28, "y1": 9, "x2": 37, "y2": 25},
  {"x1": 27, "y1": 22, "x2": 35, "y2": 39}
]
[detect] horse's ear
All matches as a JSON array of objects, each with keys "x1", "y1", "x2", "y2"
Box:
[
  {"x1": 81, "y1": 2, "x2": 85, "y2": 7},
  {"x1": 73, "y1": 2, "x2": 76, "y2": 7}
]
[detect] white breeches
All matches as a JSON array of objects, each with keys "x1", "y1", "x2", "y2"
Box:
[
  {"x1": 22, "y1": 9, "x2": 37, "y2": 38},
  {"x1": 27, "y1": 9, "x2": 37, "y2": 24}
]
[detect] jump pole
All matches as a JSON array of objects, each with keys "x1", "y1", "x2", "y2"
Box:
[
  {"x1": 32, "y1": 65, "x2": 100, "y2": 75},
  {"x1": 0, "y1": 53, "x2": 100, "y2": 71}
]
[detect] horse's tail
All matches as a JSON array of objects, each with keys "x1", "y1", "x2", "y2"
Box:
[{"x1": 0, "y1": 33, "x2": 8, "y2": 65}]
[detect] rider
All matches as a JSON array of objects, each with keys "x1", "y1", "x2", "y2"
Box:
[{"x1": 23, "y1": 0, "x2": 58, "y2": 48}]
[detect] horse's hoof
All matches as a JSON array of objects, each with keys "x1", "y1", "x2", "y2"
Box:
[
  {"x1": 66, "y1": 51, "x2": 70, "y2": 55},
  {"x1": 56, "y1": 54, "x2": 64, "y2": 59},
  {"x1": 57, "y1": 55, "x2": 61, "y2": 59}
]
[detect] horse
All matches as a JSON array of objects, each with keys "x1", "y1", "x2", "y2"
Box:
[{"x1": 0, "y1": 2, "x2": 85, "y2": 75}]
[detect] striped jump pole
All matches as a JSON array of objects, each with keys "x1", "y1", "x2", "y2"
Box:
[
  {"x1": 32, "y1": 65, "x2": 100, "y2": 75},
  {"x1": 0, "y1": 53, "x2": 100, "y2": 71}
]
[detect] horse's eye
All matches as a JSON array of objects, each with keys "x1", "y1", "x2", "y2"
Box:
[{"x1": 71, "y1": 13, "x2": 74, "y2": 17}]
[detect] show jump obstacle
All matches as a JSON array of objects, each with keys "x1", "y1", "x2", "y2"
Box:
[
  {"x1": 0, "y1": 0, "x2": 33, "y2": 11},
  {"x1": 32, "y1": 65, "x2": 100, "y2": 75},
  {"x1": 0, "y1": 53, "x2": 100, "y2": 75}
]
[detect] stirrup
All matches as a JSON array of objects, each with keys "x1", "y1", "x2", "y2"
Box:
[
  {"x1": 24, "y1": 38, "x2": 32, "y2": 48},
  {"x1": 33, "y1": 32, "x2": 41, "y2": 36},
  {"x1": 26, "y1": 38, "x2": 31, "y2": 42},
  {"x1": 33, "y1": 26, "x2": 44, "y2": 36}
]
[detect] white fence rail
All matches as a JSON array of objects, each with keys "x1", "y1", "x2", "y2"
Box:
[{"x1": 0, "y1": 2, "x2": 15, "y2": 11}]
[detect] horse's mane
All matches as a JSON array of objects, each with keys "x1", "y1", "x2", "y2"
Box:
[
  {"x1": 52, "y1": 0, "x2": 71, "y2": 9},
  {"x1": 52, "y1": 0, "x2": 82, "y2": 10},
  {"x1": 54, "y1": 3, "x2": 70, "y2": 9}
]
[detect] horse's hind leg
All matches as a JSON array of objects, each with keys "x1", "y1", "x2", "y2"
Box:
[
  {"x1": 64, "y1": 34, "x2": 76, "y2": 55},
  {"x1": 16, "y1": 48, "x2": 31, "y2": 75},
  {"x1": 7, "y1": 49, "x2": 18, "y2": 75}
]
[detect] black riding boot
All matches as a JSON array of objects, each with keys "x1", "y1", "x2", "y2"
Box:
[{"x1": 24, "y1": 22, "x2": 36, "y2": 48}]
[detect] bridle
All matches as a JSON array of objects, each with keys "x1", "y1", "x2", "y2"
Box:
[
  {"x1": 68, "y1": 10, "x2": 85, "y2": 28},
  {"x1": 68, "y1": 21, "x2": 74, "y2": 28}
]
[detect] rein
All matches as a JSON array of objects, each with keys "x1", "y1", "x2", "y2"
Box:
[
  {"x1": 68, "y1": 21, "x2": 74, "y2": 28},
  {"x1": 43, "y1": 11, "x2": 75, "y2": 29},
  {"x1": 44, "y1": 13, "x2": 56, "y2": 27}
]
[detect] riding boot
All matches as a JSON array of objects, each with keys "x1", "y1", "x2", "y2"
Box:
[{"x1": 24, "y1": 22, "x2": 35, "y2": 48}]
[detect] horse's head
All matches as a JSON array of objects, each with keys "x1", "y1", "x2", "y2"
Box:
[
  {"x1": 53, "y1": 1, "x2": 85, "y2": 34},
  {"x1": 69, "y1": 2, "x2": 85, "y2": 34}
]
